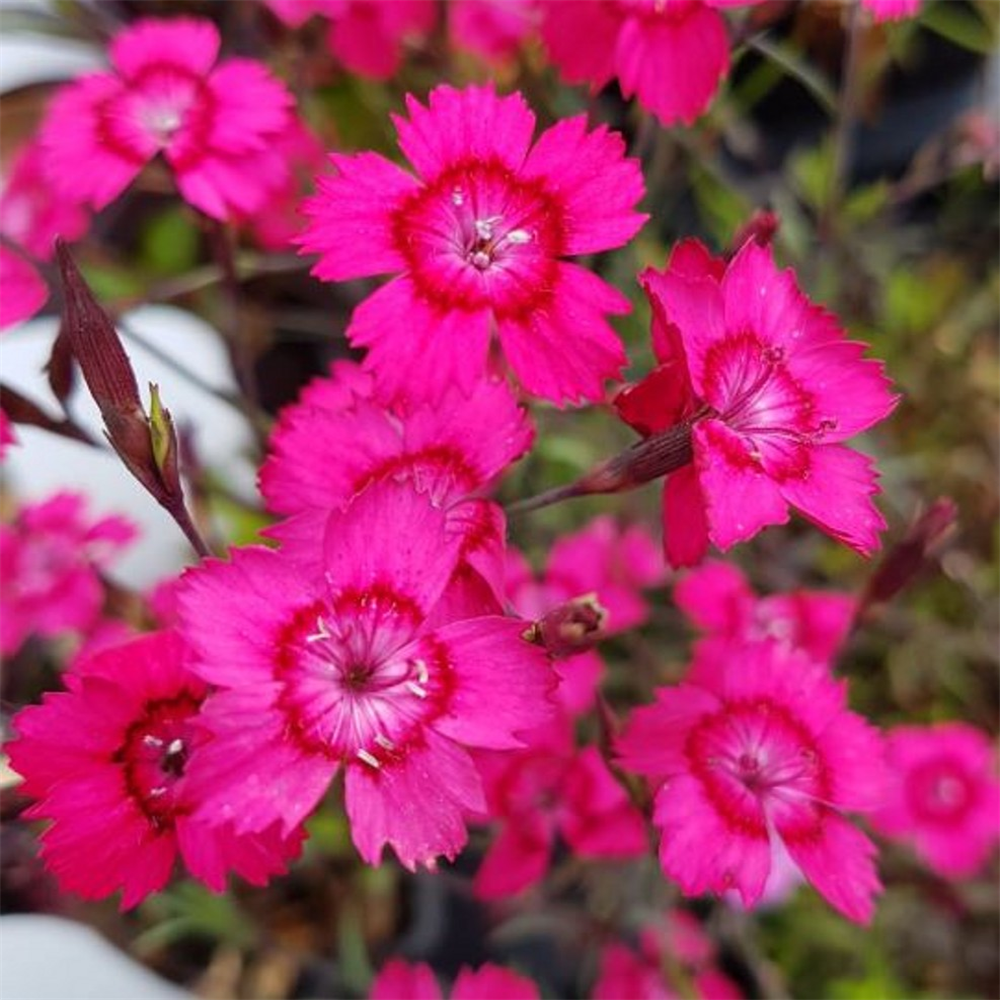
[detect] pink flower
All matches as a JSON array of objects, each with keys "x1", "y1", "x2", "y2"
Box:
[
  {"x1": 370, "y1": 959, "x2": 539, "y2": 1000},
  {"x1": 6, "y1": 631, "x2": 303, "y2": 908},
  {"x1": 40, "y1": 17, "x2": 295, "y2": 220},
  {"x1": 450, "y1": 0, "x2": 538, "y2": 65},
  {"x1": 239, "y1": 120, "x2": 327, "y2": 251},
  {"x1": 674, "y1": 559, "x2": 856, "y2": 666},
  {"x1": 617, "y1": 640, "x2": 885, "y2": 923},
  {"x1": 506, "y1": 516, "x2": 662, "y2": 713},
  {"x1": 176, "y1": 479, "x2": 555, "y2": 870},
  {"x1": 616, "y1": 239, "x2": 897, "y2": 567},
  {"x1": 0, "y1": 246, "x2": 47, "y2": 330},
  {"x1": 1, "y1": 139, "x2": 89, "y2": 260},
  {"x1": 300, "y1": 84, "x2": 646, "y2": 406},
  {"x1": 261, "y1": 361, "x2": 532, "y2": 515},
  {"x1": 473, "y1": 715, "x2": 647, "y2": 898},
  {"x1": 260, "y1": 360, "x2": 532, "y2": 612},
  {"x1": 265, "y1": 0, "x2": 436, "y2": 79},
  {"x1": 327, "y1": 0, "x2": 437, "y2": 79},
  {"x1": 592, "y1": 918, "x2": 744, "y2": 1000},
  {"x1": 538, "y1": 0, "x2": 732, "y2": 126},
  {"x1": 0, "y1": 492, "x2": 136, "y2": 655},
  {"x1": 861, "y1": 0, "x2": 921, "y2": 21},
  {"x1": 871, "y1": 723, "x2": 1000, "y2": 878}
]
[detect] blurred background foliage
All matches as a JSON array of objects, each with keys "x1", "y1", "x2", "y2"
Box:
[{"x1": 0, "y1": 1, "x2": 997, "y2": 998}]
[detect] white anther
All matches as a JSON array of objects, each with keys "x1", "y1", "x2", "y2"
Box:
[
  {"x1": 506, "y1": 229, "x2": 531, "y2": 245},
  {"x1": 306, "y1": 615, "x2": 333, "y2": 643},
  {"x1": 148, "y1": 786, "x2": 167, "y2": 798},
  {"x1": 166, "y1": 739, "x2": 184, "y2": 755},
  {"x1": 451, "y1": 187, "x2": 465, "y2": 206},
  {"x1": 471, "y1": 250, "x2": 491, "y2": 270},
  {"x1": 406, "y1": 681, "x2": 428, "y2": 699},
  {"x1": 474, "y1": 215, "x2": 502, "y2": 240},
  {"x1": 142, "y1": 735, "x2": 164, "y2": 748},
  {"x1": 413, "y1": 659, "x2": 429, "y2": 685},
  {"x1": 375, "y1": 734, "x2": 395, "y2": 750},
  {"x1": 356, "y1": 749, "x2": 381, "y2": 769}
]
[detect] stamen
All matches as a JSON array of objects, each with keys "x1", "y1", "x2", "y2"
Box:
[
  {"x1": 306, "y1": 615, "x2": 333, "y2": 643},
  {"x1": 413, "y1": 659, "x2": 429, "y2": 685},
  {"x1": 405, "y1": 681, "x2": 428, "y2": 698},
  {"x1": 142, "y1": 735, "x2": 164, "y2": 749},
  {"x1": 356, "y1": 749, "x2": 381, "y2": 769},
  {"x1": 506, "y1": 229, "x2": 532, "y2": 245},
  {"x1": 166, "y1": 738, "x2": 184, "y2": 756},
  {"x1": 451, "y1": 187, "x2": 465, "y2": 206},
  {"x1": 474, "y1": 216, "x2": 502, "y2": 240},
  {"x1": 374, "y1": 734, "x2": 395, "y2": 750},
  {"x1": 148, "y1": 786, "x2": 167, "y2": 798}
]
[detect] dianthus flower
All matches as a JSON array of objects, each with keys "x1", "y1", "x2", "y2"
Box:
[
  {"x1": 473, "y1": 715, "x2": 647, "y2": 898},
  {"x1": 615, "y1": 239, "x2": 896, "y2": 567},
  {"x1": 177, "y1": 479, "x2": 555, "y2": 870},
  {"x1": 592, "y1": 916, "x2": 744, "y2": 1000},
  {"x1": 1, "y1": 139, "x2": 90, "y2": 261},
  {"x1": 450, "y1": 0, "x2": 537, "y2": 65},
  {"x1": 39, "y1": 17, "x2": 295, "y2": 220},
  {"x1": 260, "y1": 360, "x2": 532, "y2": 611},
  {"x1": 264, "y1": 0, "x2": 436, "y2": 80},
  {"x1": 617, "y1": 639, "x2": 885, "y2": 923},
  {"x1": 370, "y1": 959, "x2": 539, "y2": 1000},
  {"x1": 674, "y1": 559, "x2": 856, "y2": 666},
  {"x1": 506, "y1": 516, "x2": 662, "y2": 712},
  {"x1": 871, "y1": 723, "x2": 1000, "y2": 878},
  {"x1": 6, "y1": 631, "x2": 303, "y2": 908},
  {"x1": 0, "y1": 492, "x2": 136, "y2": 655},
  {"x1": 301, "y1": 84, "x2": 646, "y2": 406},
  {"x1": 538, "y1": 0, "x2": 757, "y2": 127},
  {"x1": 0, "y1": 247, "x2": 46, "y2": 330}
]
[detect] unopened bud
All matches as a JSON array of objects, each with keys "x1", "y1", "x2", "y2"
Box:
[
  {"x1": 509, "y1": 421, "x2": 695, "y2": 515},
  {"x1": 729, "y1": 210, "x2": 780, "y2": 257},
  {"x1": 860, "y1": 498, "x2": 958, "y2": 613},
  {"x1": 523, "y1": 593, "x2": 609, "y2": 658}
]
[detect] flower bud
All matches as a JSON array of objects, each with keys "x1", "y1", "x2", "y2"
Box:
[{"x1": 523, "y1": 593, "x2": 609, "y2": 658}]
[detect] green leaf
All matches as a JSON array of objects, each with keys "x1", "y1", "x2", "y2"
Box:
[
  {"x1": 920, "y1": 1, "x2": 997, "y2": 55},
  {"x1": 141, "y1": 208, "x2": 200, "y2": 277},
  {"x1": 743, "y1": 35, "x2": 838, "y2": 115}
]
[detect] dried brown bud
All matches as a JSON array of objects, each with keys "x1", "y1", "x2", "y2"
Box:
[
  {"x1": 523, "y1": 593, "x2": 609, "y2": 658},
  {"x1": 860, "y1": 498, "x2": 959, "y2": 613}
]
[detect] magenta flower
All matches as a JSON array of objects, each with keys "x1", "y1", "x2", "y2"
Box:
[
  {"x1": 370, "y1": 959, "x2": 539, "y2": 1000},
  {"x1": 0, "y1": 246, "x2": 47, "y2": 330},
  {"x1": 674, "y1": 559, "x2": 856, "y2": 666},
  {"x1": 473, "y1": 716, "x2": 647, "y2": 898},
  {"x1": 264, "y1": 0, "x2": 436, "y2": 80},
  {"x1": 301, "y1": 84, "x2": 647, "y2": 406},
  {"x1": 616, "y1": 239, "x2": 897, "y2": 567},
  {"x1": 538, "y1": 0, "x2": 742, "y2": 127},
  {"x1": 1, "y1": 139, "x2": 90, "y2": 261},
  {"x1": 6, "y1": 631, "x2": 303, "y2": 908},
  {"x1": 871, "y1": 723, "x2": 1000, "y2": 878},
  {"x1": 450, "y1": 0, "x2": 537, "y2": 65},
  {"x1": 39, "y1": 17, "x2": 295, "y2": 220},
  {"x1": 261, "y1": 361, "x2": 532, "y2": 515},
  {"x1": 0, "y1": 492, "x2": 136, "y2": 655},
  {"x1": 261, "y1": 360, "x2": 532, "y2": 613},
  {"x1": 506, "y1": 516, "x2": 662, "y2": 713},
  {"x1": 177, "y1": 480, "x2": 555, "y2": 870},
  {"x1": 592, "y1": 918, "x2": 744, "y2": 1000},
  {"x1": 617, "y1": 640, "x2": 885, "y2": 923}
]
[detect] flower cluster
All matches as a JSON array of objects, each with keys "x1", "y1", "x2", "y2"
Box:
[{"x1": 8, "y1": 9, "x2": 982, "y2": 983}]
